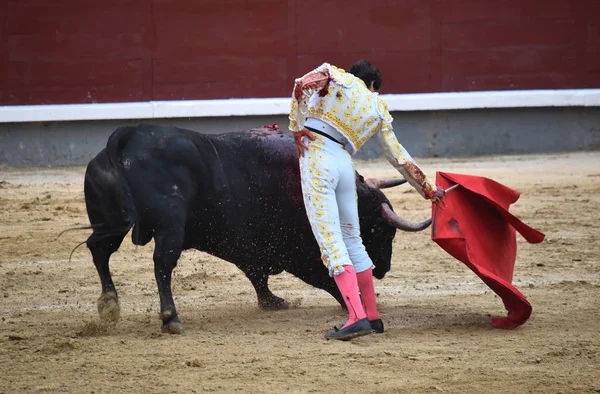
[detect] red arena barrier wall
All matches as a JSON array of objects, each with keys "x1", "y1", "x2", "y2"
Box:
[{"x1": 1, "y1": 0, "x2": 599, "y2": 105}]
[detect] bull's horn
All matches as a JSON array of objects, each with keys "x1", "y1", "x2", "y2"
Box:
[
  {"x1": 366, "y1": 178, "x2": 407, "y2": 189},
  {"x1": 381, "y1": 203, "x2": 432, "y2": 232}
]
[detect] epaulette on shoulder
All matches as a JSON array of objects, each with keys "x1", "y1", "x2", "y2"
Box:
[{"x1": 376, "y1": 97, "x2": 393, "y2": 123}]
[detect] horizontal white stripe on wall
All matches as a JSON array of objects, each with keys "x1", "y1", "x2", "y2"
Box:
[{"x1": 1, "y1": 89, "x2": 599, "y2": 123}]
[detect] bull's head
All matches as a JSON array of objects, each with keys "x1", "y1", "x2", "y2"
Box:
[{"x1": 356, "y1": 173, "x2": 431, "y2": 279}]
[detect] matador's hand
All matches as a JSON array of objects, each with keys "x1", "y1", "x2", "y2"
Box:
[
  {"x1": 431, "y1": 186, "x2": 446, "y2": 203},
  {"x1": 294, "y1": 128, "x2": 316, "y2": 158}
]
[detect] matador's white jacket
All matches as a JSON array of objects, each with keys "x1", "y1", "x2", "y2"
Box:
[{"x1": 289, "y1": 62, "x2": 437, "y2": 199}]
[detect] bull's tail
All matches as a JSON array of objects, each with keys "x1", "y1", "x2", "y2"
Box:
[
  {"x1": 57, "y1": 225, "x2": 94, "y2": 262},
  {"x1": 65, "y1": 222, "x2": 136, "y2": 263},
  {"x1": 101, "y1": 125, "x2": 141, "y2": 242},
  {"x1": 57, "y1": 225, "x2": 94, "y2": 239},
  {"x1": 60, "y1": 222, "x2": 135, "y2": 242}
]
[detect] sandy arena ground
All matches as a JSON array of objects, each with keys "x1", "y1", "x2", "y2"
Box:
[{"x1": 0, "y1": 152, "x2": 599, "y2": 393}]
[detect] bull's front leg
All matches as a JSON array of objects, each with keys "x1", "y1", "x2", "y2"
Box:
[{"x1": 153, "y1": 229, "x2": 185, "y2": 334}]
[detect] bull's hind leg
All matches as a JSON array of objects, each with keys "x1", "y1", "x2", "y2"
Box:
[
  {"x1": 238, "y1": 265, "x2": 289, "y2": 310},
  {"x1": 285, "y1": 264, "x2": 345, "y2": 309},
  {"x1": 87, "y1": 232, "x2": 127, "y2": 324},
  {"x1": 153, "y1": 227, "x2": 185, "y2": 334}
]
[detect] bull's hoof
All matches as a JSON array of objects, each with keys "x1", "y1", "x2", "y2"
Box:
[
  {"x1": 160, "y1": 310, "x2": 184, "y2": 334},
  {"x1": 97, "y1": 291, "x2": 120, "y2": 324},
  {"x1": 258, "y1": 295, "x2": 289, "y2": 311},
  {"x1": 161, "y1": 321, "x2": 185, "y2": 334}
]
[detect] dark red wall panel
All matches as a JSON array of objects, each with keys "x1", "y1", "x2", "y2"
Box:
[
  {"x1": 4, "y1": 0, "x2": 151, "y2": 105},
  {"x1": 9, "y1": 59, "x2": 144, "y2": 88},
  {"x1": 151, "y1": 0, "x2": 288, "y2": 99},
  {"x1": 1, "y1": 0, "x2": 599, "y2": 105},
  {"x1": 296, "y1": 1, "x2": 434, "y2": 54},
  {"x1": 444, "y1": 48, "x2": 578, "y2": 76},
  {"x1": 153, "y1": 0, "x2": 288, "y2": 57},
  {"x1": 294, "y1": 0, "x2": 441, "y2": 93},
  {"x1": 6, "y1": 59, "x2": 145, "y2": 104},
  {"x1": 297, "y1": 51, "x2": 441, "y2": 94},
  {"x1": 443, "y1": 73, "x2": 580, "y2": 92},
  {"x1": 438, "y1": 0, "x2": 574, "y2": 23},
  {"x1": 585, "y1": 2, "x2": 600, "y2": 77},
  {"x1": 441, "y1": 20, "x2": 578, "y2": 49},
  {"x1": 6, "y1": 86, "x2": 147, "y2": 106},
  {"x1": 0, "y1": 1, "x2": 7, "y2": 104},
  {"x1": 586, "y1": 46, "x2": 600, "y2": 74},
  {"x1": 589, "y1": 22, "x2": 600, "y2": 45},
  {"x1": 153, "y1": 56, "x2": 287, "y2": 99},
  {"x1": 7, "y1": 1, "x2": 148, "y2": 60}
]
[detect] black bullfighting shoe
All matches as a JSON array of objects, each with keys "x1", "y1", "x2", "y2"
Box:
[
  {"x1": 369, "y1": 319, "x2": 384, "y2": 334},
  {"x1": 325, "y1": 318, "x2": 374, "y2": 341}
]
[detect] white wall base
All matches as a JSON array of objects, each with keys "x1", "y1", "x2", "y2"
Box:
[{"x1": 1, "y1": 89, "x2": 599, "y2": 124}]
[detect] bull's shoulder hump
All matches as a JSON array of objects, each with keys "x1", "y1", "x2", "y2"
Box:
[{"x1": 112, "y1": 125, "x2": 200, "y2": 162}]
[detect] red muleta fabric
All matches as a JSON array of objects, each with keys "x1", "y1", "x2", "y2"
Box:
[{"x1": 431, "y1": 172, "x2": 545, "y2": 329}]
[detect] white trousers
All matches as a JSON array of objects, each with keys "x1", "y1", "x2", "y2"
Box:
[{"x1": 299, "y1": 134, "x2": 374, "y2": 276}]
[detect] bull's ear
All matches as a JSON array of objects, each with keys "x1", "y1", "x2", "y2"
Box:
[{"x1": 357, "y1": 174, "x2": 365, "y2": 183}]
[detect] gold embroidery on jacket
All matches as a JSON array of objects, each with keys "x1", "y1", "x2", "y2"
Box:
[{"x1": 290, "y1": 62, "x2": 436, "y2": 198}]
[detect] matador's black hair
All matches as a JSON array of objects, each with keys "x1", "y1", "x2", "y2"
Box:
[{"x1": 349, "y1": 60, "x2": 382, "y2": 91}]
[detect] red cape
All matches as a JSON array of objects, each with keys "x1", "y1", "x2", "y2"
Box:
[{"x1": 432, "y1": 172, "x2": 545, "y2": 329}]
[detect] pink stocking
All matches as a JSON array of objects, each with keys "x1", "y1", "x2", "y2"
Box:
[
  {"x1": 333, "y1": 265, "x2": 367, "y2": 327},
  {"x1": 356, "y1": 269, "x2": 379, "y2": 321}
]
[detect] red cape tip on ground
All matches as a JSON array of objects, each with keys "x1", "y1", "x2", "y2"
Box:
[{"x1": 432, "y1": 172, "x2": 545, "y2": 329}]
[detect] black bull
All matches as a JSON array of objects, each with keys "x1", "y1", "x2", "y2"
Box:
[{"x1": 83, "y1": 124, "x2": 431, "y2": 333}]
